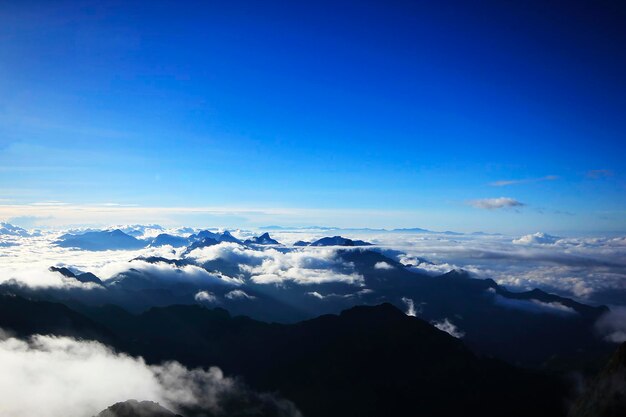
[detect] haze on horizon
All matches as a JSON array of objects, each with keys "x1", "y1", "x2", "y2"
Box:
[{"x1": 0, "y1": 0, "x2": 625, "y2": 234}]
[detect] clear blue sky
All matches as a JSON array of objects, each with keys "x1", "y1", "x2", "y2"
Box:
[{"x1": 0, "y1": 0, "x2": 624, "y2": 233}]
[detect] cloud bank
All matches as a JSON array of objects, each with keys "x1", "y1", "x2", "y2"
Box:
[{"x1": 0, "y1": 331, "x2": 301, "y2": 417}]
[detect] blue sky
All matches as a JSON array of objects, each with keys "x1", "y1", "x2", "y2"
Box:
[{"x1": 0, "y1": 0, "x2": 624, "y2": 233}]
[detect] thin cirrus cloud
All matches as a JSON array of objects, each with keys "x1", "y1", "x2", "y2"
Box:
[
  {"x1": 466, "y1": 197, "x2": 525, "y2": 210},
  {"x1": 586, "y1": 169, "x2": 613, "y2": 179},
  {"x1": 488, "y1": 175, "x2": 559, "y2": 187}
]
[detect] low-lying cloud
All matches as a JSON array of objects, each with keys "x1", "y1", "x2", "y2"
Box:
[
  {"x1": 493, "y1": 295, "x2": 578, "y2": 316},
  {"x1": 432, "y1": 318, "x2": 465, "y2": 338},
  {"x1": 595, "y1": 308, "x2": 626, "y2": 343},
  {"x1": 0, "y1": 331, "x2": 301, "y2": 417}
]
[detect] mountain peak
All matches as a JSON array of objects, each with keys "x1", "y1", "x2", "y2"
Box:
[{"x1": 95, "y1": 400, "x2": 182, "y2": 417}]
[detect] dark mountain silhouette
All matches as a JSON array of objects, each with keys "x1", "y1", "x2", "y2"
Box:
[
  {"x1": 569, "y1": 342, "x2": 626, "y2": 417},
  {"x1": 82, "y1": 303, "x2": 567, "y2": 417},
  {"x1": 49, "y1": 266, "x2": 103, "y2": 285},
  {"x1": 56, "y1": 229, "x2": 147, "y2": 251},
  {"x1": 292, "y1": 240, "x2": 310, "y2": 246},
  {"x1": 0, "y1": 294, "x2": 580, "y2": 416},
  {"x1": 244, "y1": 232, "x2": 280, "y2": 245},
  {"x1": 0, "y1": 293, "x2": 115, "y2": 343},
  {"x1": 309, "y1": 236, "x2": 372, "y2": 246},
  {"x1": 94, "y1": 400, "x2": 182, "y2": 417}
]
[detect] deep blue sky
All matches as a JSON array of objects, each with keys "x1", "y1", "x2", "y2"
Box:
[{"x1": 0, "y1": 0, "x2": 624, "y2": 232}]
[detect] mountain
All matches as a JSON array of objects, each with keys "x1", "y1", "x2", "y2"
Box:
[
  {"x1": 309, "y1": 236, "x2": 372, "y2": 246},
  {"x1": 0, "y1": 222, "x2": 32, "y2": 236},
  {"x1": 0, "y1": 293, "x2": 115, "y2": 343},
  {"x1": 244, "y1": 232, "x2": 280, "y2": 245},
  {"x1": 292, "y1": 240, "x2": 310, "y2": 246},
  {"x1": 150, "y1": 233, "x2": 192, "y2": 247},
  {"x1": 189, "y1": 230, "x2": 219, "y2": 241},
  {"x1": 56, "y1": 229, "x2": 147, "y2": 251},
  {"x1": 0, "y1": 293, "x2": 582, "y2": 416},
  {"x1": 182, "y1": 237, "x2": 220, "y2": 255},
  {"x1": 111, "y1": 224, "x2": 165, "y2": 238},
  {"x1": 2, "y1": 246, "x2": 611, "y2": 367},
  {"x1": 49, "y1": 266, "x2": 103, "y2": 285},
  {"x1": 94, "y1": 400, "x2": 182, "y2": 417},
  {"x1": 189, "y1": 230, "x2": 242, "y2": 244},
  {"x1": 569, "y1": 342, "x2": 626, "y2": 417},
  {"x1": 215, "y1": 230, "x2": 242, "y2": 244},
  {"x1": 391, "y1": 227, "x2": 431, "y2": 233},
  {"x1": 82, "y1": 303, "x2": 567, "y2": 417}
]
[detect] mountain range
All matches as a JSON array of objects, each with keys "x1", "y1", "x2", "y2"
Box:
[{"x1": 0, "y1": 294, "x2": 568, "y2": 417}]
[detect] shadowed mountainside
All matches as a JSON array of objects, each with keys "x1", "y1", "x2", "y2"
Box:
[{"x1": 0, "y1": 294, "x2": 569, "y2": 417}]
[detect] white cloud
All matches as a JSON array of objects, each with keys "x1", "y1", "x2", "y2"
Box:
[
  {"x1": 401, "y1": 297, "x2": 416, "y2": 317},
  {"x1": 307, "y1": 291, "x2": 324, "y2": 299},
  {"x1": 595, "y1": 308, "x2": 626, "y2": 343},
  {"x1": 492, "y1": 295, "x2": 577, "y2": 316},
  {"x1": 467, "y1": 197, "x2": 525, "y2": 210},
  {"x1": 190, "y1": 243, "x2": 364, "y2": 286},
  {"x1": 194, "y1": 291, "x2": 217, "y2": 303},
  {"x1": 0, "y1": 331, "x2": 301, "y2": 417},
  {"x1": 374, "y1": 261, "x2": 394, "y2": 270},
  {"x1": 225, "y1": 289, "x2": 255, "y2": 300},
  {"x1": 513, "y1": 232, "x2": 561, "y2": 245},
  {"x1": 432, "y1": 318, "x2": 464, "y2": 338}
]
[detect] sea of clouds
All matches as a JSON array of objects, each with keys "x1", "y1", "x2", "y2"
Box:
[{"x1": 1, "y1": 224, "x2": 625, "y2": 342}]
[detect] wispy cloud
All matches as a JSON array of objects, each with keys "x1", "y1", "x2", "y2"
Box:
[
  {"x1": 0, "y1": 203, "x2": 425, "y2": 229},
  {"x1": 30, "y1": 201, "x2": 69, "y2": 206},
  {"x1": 586, "y1": 169, "x2": 613, "y2": 179},
  {"x1": 488, "y1": 175, "x2": 558, "y2": 187},
  {"x1": 467, "y1": 197, "x2": 525, "y2": 210}
]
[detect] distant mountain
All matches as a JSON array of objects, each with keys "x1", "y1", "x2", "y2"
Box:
[
  {"x1": 182, "y1": 237, "x2": 220, "y2": 255},
  {"x1": 94, "y1": 400, "x2": 182, "y2": 417},
  {"x1": 55, "y1": 229, "x2": 147, "y2": 251},
  {"x1": 259, "y1": 225, "x2": 287, "y2": 230},
  {"x1": 189, "y1": 230, "x2": 242, "y2": 245},
  {"x1": 0, "y1": 222, "x2": 32, "y2": 237},
  {"x1": 292, "y1": 240, "x2": 310, "y2": 246},
  {"x1": 244, "y1": 232, "x2": 280, "y2": 245},
  {"x1": 49, "y1": 266, "x2": 103, "y2": 285},
  {"x1": 150, "y1": 233, "x2": 192, "y2": 247},
  {"x1": 112, "y1": 224, "x2": 165, "y2": 238},
  {"x1": 391, "y1": 227, "x2": 431, "y2": 233},
  {"x1": 569, "y1": 342, "x2": 626, "y2": 417},
  {"x1": 309, "y1": 236, "x2": 372, "y2": 246},
  {"x1": 216, "y1": 230, "x2": 242, "y2": 244},
  {"x1": 190, "y1": 229, "x2": 220, "y2": 241}
]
